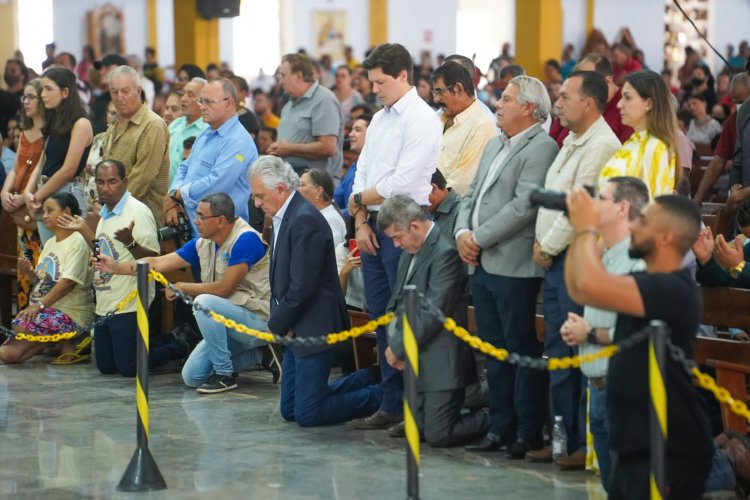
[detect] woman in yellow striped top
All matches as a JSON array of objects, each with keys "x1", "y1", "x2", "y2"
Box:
[{"x1": 598, "y1": 71, "x2": 681, "y2": 196}]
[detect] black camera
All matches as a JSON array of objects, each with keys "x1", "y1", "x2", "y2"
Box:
[
  {"x1": 158, "y1": 212, "x2": 193, "y2": 243},
  {"x1": 528, "y1": 185, "x2": 595, "y2": 214}
]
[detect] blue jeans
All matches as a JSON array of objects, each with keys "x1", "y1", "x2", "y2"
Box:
[
  {"x1": 589, "y1": 381, "x2": 611, "y2": 492},
  {"x1": 360, "y1": 218, "x2": 403, "y2": 415},
  {"x1": 181, "y1": 294, "x2": 267, "y2": 387},
  {"x1": 280, "y1": 346, "x2": 382, "y2": 427},
  {"x1": 543, "y1": 252, "x2": 584, "y2": 452}
]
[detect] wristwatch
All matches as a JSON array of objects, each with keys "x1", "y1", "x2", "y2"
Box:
[
  {"x1": 353, "y1": 192, "x2": 363, "y2": 206},
  {"x1": 539, "y1": 249, "x2": 551, "y2": 260},
  {"x1": 168, "y1": 189, "x2": 180, "y2": 202},
  {"x1": 586, "y1": 329, "x2": 598, "y2": 345},
  {"x1": 729, "y1": 260, "x2": 746, "y2": 279}
]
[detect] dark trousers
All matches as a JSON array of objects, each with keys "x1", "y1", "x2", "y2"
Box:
[
  {"x1": 417, "y1": 388, "x2": 489, "y2": 448},
  {"x1": 543, "y1": 252, "x2": 584, "y2": 452},
  {"x1": 360, "y1": 219, "x2": 403, "y2": 415},
  {"x1": 94, "y1": 312, "x2": 183, "y2": 377},
  {"x1": 470, "y1": 267, "x2": 545, "y2": 442},
  {"x1": 279, "y1": 346, "x2": 382, "y2": 427},
  {"x1": 609, "y1": 451, "x2": 711, "y2": 500}
]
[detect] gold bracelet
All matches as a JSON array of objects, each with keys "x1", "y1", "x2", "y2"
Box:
[{"x1": 574, "y1": 229, "x2": 598, "y2": 239}]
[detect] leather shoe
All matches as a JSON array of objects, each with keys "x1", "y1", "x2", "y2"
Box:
[
  {"x1": 464, "y1": 432, "x2": 509, "y2": 452},
  {"x1": 351, "y1": 410, "x2": 402, "y2": 430},
  {"x1": 555, "y1": 448, "x2": 586, "y2": 470},
  {"x1": 525, "y1": 445, "x2": 553, "y2": 463},
  {"x1": 388, "y1": 421, "x2": 405, "y2": 438},
  {"x1": 507, "y1": 438, "x2": 543, "y2": 459}
]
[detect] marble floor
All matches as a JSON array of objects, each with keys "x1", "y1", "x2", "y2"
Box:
[{"x1": 0, "y1": 358, "x2": 606, "y2": 500}]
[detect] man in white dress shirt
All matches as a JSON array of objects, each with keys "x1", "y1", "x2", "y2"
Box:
[{"x1": 348, "y1": 42, "x2": 442, "y2": 430}]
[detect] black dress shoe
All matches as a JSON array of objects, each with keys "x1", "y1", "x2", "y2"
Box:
[
  {"x1": 506, "y1": 438, "x2": 544, "y2": 460},
  {"x1": 351, "y1": 410, "x2": 403, "y2": 430},
  {"x1": 465, "y1": 432, "x2": 508, "y2": 452}
]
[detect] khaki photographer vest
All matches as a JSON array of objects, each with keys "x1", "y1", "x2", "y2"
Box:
[{"x1": 196, "y1": 218, "x2": 271, "y2": 321}]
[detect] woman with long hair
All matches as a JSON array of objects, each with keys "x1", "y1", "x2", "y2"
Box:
[
  {"x1": 599, "y1": 70, "x2": 681, "y2": 196},
  {"x1": 24, "y1": 66, "x2": 92, "y2": 244},
  {"x1": 0, "y1": 78, "x2": 45, "y2": 310},
  {"x1": 0, "y1": 193, "x2": 93, "y2": 365}
]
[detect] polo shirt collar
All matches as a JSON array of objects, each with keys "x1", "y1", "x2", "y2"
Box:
[
  {"x1": 451, "y1": 99, "x2": 479, "y2": 126},
  {"x1": 127, "y1": 103, "x2": 149, "y2": 126},
  {"x1": 293, "y1": 81, "x2": 320, "y2": 104},
  {"x1": 564, "y1": 115, "x2": 609, "y2": 147},
  {"x1": 99, "y1": 191, "x2": 131, "y2": 219}
]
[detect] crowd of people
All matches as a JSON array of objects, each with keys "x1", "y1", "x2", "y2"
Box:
[{"x1": 0, "y1": 34, "x2": 749, "y2": 498}]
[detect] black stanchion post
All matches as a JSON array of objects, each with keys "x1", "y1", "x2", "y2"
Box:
[
  {"x1": 402, "y1": 285, "x2": 420, "y2": 500},
  {"x1": 117, "y1": 261, "x2": 167, "y2": 492},
  {"x1": 648, "y1": 320, "x2": 667, "y2": 500}
]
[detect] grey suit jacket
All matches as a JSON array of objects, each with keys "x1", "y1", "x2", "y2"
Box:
[
  {"x1": 454, "y1": 124, "x2": 559, "y2": 277},
  {"x1": 387, "y1": 227, "x2": 475, "y2": 393},
  {"x1": 730, "y1": 96, "x2": 750, "y2": 187}
]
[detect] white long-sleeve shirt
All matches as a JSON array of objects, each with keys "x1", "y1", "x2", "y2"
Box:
[{"x1": 352, "y1": 87, "x2": 442, "y2": 209}]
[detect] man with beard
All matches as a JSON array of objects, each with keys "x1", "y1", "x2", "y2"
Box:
[
  {"x1": 565, "y1": 189, "x2": 712, "y2": 499},
  {"x1": 0, "y1": 58, "x2": 29, "y2": 139},
  {"x1": 431, "y1": 61, "x2": 496, "y2": 196}
]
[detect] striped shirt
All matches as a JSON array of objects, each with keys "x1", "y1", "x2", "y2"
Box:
[
  {"x1": 598, "y1": 130, "x2": 676, "y2": 196},
  {"x1": 104, "y1": 104, "x2": 170, "y2": 227}
]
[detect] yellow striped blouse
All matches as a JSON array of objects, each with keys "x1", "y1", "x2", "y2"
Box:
[{"x1": 598, "y1": 131, "x2": 676, "y2": 196}]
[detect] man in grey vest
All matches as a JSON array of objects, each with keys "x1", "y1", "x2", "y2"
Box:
[{"x1": 97, "y1": 192, "x2": 271, "y2": 394}]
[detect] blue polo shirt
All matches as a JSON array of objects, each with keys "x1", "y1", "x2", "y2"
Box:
[{"x1": 170, "y1": 115, "x2": 257, "y2": 232}]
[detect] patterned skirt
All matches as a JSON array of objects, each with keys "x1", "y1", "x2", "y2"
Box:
[{"x1": 9, "y1": 307, "x2": 82, "y2": 340}]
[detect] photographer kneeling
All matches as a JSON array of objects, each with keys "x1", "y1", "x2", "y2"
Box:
[
  {"x1": 96, "y1": 192, "x2": 271, "y2": 394},
  {"x1": 564, "y1": 186, "x2": 712, "y2": 499}
]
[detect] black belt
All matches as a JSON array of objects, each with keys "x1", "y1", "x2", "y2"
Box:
[{"x1": 589, "y1": 377, "x2": 606, "y2": 390}]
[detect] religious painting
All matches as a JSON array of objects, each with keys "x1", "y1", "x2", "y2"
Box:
[
  {"x1": 313, "y1": 10, "x2": 347, "y2": 61},
  {"x1": 87, "y1": 4, "x2": 125, "y2": 58}
]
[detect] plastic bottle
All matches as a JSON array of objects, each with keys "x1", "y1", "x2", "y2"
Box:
[{"x1": 552, "y1": 415, "x2": 568, "y2": 461}]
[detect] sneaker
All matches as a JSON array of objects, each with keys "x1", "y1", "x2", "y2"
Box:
[{"x1": 196, "y1": 374, "x2": 237, "y2": 394}]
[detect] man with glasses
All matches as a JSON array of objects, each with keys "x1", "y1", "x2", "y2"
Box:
[
  {"x1": 529, "y1": 71, "x2": 621, "y2": 467},
  {"x1": 431, "y1": 61, "x2": 496, "y2": 196},
  {"x1": 166, "y1": 77, "x2": 207, "y2": 186},
  {"x1": 97, "y1": 192, "x2": 271, "y2": 394},
  {"x1": 167, "y1": 78, "x2": 257, "y2": 234}
]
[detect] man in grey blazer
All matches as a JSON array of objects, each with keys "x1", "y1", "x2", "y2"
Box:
[
  {"x1": 379, "y1": 195, "x2": 488, "y2": 447},
  {"x1": 455, "y1": 76, "x2": 559, "y2": 458}
]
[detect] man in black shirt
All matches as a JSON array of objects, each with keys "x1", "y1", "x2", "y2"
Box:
[{"x1": 564, "y1": 187, "x2": 712, "y2": 499}]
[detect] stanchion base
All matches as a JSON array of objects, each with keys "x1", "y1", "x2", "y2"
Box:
[{"x1": 117, "y1": 447, "x2": 167, "y2": 492}]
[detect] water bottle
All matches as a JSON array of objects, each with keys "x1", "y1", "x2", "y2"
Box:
[{"x1": 552, "y1": 415, "x2": 568, "y2": 461}]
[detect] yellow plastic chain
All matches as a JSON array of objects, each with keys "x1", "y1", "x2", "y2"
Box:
[
  {"x1": 442, "y1": 317, "x2": 619, "y2": 369},
  {"x1": 149, "y1": 269, "x2": 750, "y2": 423}
]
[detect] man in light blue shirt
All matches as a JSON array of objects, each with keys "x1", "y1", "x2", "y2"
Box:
[
  {"x1": 560, "y1": 176, "x2": 649, "y2": 491},
  {"x1": 167, "y1": 77, "x2": 208, "y2": 185},
  {"x1": 166, "y1": 78, "x2": 257, "y2": 233}
]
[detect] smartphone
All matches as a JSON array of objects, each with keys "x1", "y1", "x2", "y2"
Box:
[
  {"x1": 92, "y1": 239, "x2": 100, "y2": 261},
  {"x1": 349, "y1": 238, "x2": 360, "y2": 257}
]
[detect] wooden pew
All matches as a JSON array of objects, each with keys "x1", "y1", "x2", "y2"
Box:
[
  {"x1": 349, "y1": 309, "x2": 378, "y2": 370},
  {"x1": 0, "y1": 211, "x2": 18, "y2": 327},
  {"x1": 696, "y1": 287, "x2": 750, "y2": 433}
]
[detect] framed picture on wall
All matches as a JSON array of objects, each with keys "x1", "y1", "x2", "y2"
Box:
[
  {"x1": 313, "y1": 10, "x2": 346, "y2": 61},
  {"x1": 87, "y1": 3, "x2": 125, "y2": 57}
]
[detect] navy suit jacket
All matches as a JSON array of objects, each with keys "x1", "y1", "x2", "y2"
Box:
[{"x1": 268, "y1": 192, "x2": 349, "y2": 357}]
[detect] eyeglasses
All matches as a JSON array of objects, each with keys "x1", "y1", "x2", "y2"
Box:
[
  {"x1": 431, "y1": 84, "x2": 455, "y2": 97},
  {"x1": 20, "y1": 95, "x2": 38, "y2": 103},
  {"x1": 197, "y1": 97, "x2": 230, "y2": 105},
  {"x1": 193, "y1": 213, "x2": 223, "y2": 222}
]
